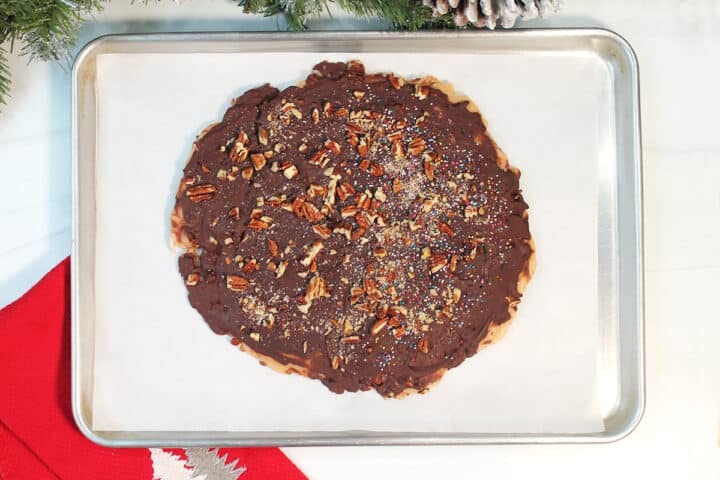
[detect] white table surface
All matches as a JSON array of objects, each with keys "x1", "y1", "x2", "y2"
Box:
[{"x1": 1, "y1": 1, "x2": 718, "y2": 478}]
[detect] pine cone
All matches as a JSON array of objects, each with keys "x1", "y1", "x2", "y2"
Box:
[{"x1": 422, "y1": 0, "x2": 561, "y2": 29}]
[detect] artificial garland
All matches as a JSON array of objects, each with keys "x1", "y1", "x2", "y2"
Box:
[{"x1": 0, "y1": 0, "x2": 560, "y2": 110}]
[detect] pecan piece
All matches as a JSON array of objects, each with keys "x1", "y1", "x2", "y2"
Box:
[
  {"x1": 424, "y1": 160, "x2": 435, "y2": 181},
  {"x1": 408, "y1": 137, "x2": 426, "y2": 155},
  {"x1": 251, "y1": 153, "x2": 266, "y2": 171},
  {"x1": 226, "y1": 275, "x2": 250, "y2": 292},
  {"x1": 268, "y1": 239, "x2": 279, "y2": 257},
  {"x1": 185, "y1": 273, "x2": 200, "y2": 286},
  {"x1": 417, "y1": 337, "x2": 429, "y2": 354},
  {"x1": 429, "y1": 253, "x2": 448, "y2": 273},
  {"x1": 388, "y1": 74, "x2": 404, "y2": 90},
  {"x1": 324, "y1": 139, "x2": 342, "y2": 154},
  {"x1": 258, "y1": 127, "x2": 269, "y2": 146},
  {"x1": 309, "y1": 149, "x2": 329, "y2": 167},
  {"x1": 186, "y1": 184, "x2": 217, "y2": 202},
  {"x1": 414, "y1": 84, "x2": 429, "y2": 100},
  {"x1": 313, "y1": 224, "x2": 332, "y2": 239},
  {"x1": 300, "y1": 241, "x2": 324, "y2": 267},
  {"x1": 248, "y1": 218, "x2": 271, "y2": 230},
  {"x1": 341, "y1": 205, "x2": 359, "y2": 218},
  {"x1": 301, "y1": 201, "x2": 324, "y2": 222},
  {"x1": 438, "y1": 221, "x2": 455, "y2": 237},
  {"x1": 336, "y1": 182, "x2": 356, "y2": 201},
  {"x1": 282, "y1": 162, "x2": 299, "y2": 179},
  {"x1": 369, "y1": 163, "x2": 384, "y2": 177},
  {"x1": 391, "y1": 141, "x2": 405, "y2": 160},
  {"x1": 370, "y1": 318, "x2": 387, "y2": 336}
]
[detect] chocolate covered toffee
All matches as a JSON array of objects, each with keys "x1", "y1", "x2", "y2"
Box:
[{"x1": 172, "y1": 61, "x2": 534, "y2": 397}]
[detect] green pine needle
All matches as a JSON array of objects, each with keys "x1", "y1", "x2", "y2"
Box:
[
  {"x1": 0, "y1": 45, "x2": 9, "y2": 107},
  {"x1": 0, "y1": 0, "x2": 106, "y2": 111},
  {"x1": 0, "y1": 0, "x2": 460, "y2": 111},
  {"x1": 236, "y1": 0, "x2": 455, "y2": 31}
]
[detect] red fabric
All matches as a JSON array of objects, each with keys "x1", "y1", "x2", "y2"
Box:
[{"x1": 0, "y1": 258, "x2": 307, "y2": 480}]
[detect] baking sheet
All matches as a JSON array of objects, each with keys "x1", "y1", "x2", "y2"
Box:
[{"x1": 90, "y1": 50, "x2": 608, "y2": 434}]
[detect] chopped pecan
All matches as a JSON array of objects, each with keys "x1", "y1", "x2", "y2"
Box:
[
  {"x1": 408, "y1": 137, "x2": 426, "y2": 155},
  {"x1": 424, "y1": 160, "x2": 435, "y2": 181},
  {"x1": 226, "y1": 275, "x2": 249, "y2": 292},
  {"x1": 185, "y1": 273, "x2": 199, "y2": 286},
  {"x1": 369, "y1": 163, "x2": 384, "y2": 177},
  {"x1": 337, "y1": 182, "x2": 356, "y2": 201},
  {"x1": 333, "y1": 224, "x2": 352, "y2": 240},
  {"x1": 248, "y1": 218, "x2": 271, "y2": 230},
  {"x1": 312, "y1": 224, "x2": 332, "y2": 239},
  {"x1": 323, "y1": 101, "x2": 334, "y2": 117},
  {"x1": 230, "y1": 142, "x2": 248, "y2": 163},
  {"x1": 300, "y1": 241, "x2": 324, "y2": 267},
  {"x1": 186, "y1": 184, "x2": 217, "y2": 202},
  {"x1": 386, "y1": 130, "x2": 403, "y2": 142},
  {"x1": 389, "y1": 74, "x2": 404, "y2": 90},
  {"x1": 251, "y1": 153, "x2": 266, "y2": 171},
  {"x1": 392, "y1": 178, "x2": 403, "y2": 194},
  {"x1": 282, "y1": 162, "x2": 299, "y2": 179},
  {"x1": 370, "y1": 317, "x2": 387, "y2": 336},
  {"x1": 324, "y1": 139, "x2": 342, "y2": 154},
  {"x1": 276, "y1": 261, "x2": 288, "y2": 278},
  {"x1": 374, "y1": 187, "x2": 387, "y2": 202},
  {"x1": 243, "y1": 258, "x2": 259, "y2": 274},
  {"x1": 414, "y1": 84, "x2": 429, "y2": 100},
  {"x1": 258, "y1": 127, "x2": 269, "y2": 146},
  {"x1": 429, "y1": 253, "x2": 448, "y2": 273},
  {"x1": 309, "y1": 149, "x2": 329, "y2": 167},
  {"x1": 355, "y1": 212, "x2": 371, "y2": 229},
  {"x1": 357, "y1": 137, "x2": 369, "y2": 157},
  {"x1": 391, "y1": 141, "x2": 405, "y2": 159},
  {"x1": 452, "y1": 288, "x2": 462, "y2": 304},
  {"x1": 449, "y1": 254, "x2": 459, "y2": 272},
  {"x1": 351, "y1": 227, "x2": 367, "y2": 241},
  {"x1": 301, "y1": 201, "x2": 324, "y2": 222},
  {"x1": 341, "y1": 205, "x2": 359, "y2": 218},
  {"x1": 438, "y1": 221, "x2": 455, "y2": 237},
  {"x1": 268, "y1": 239, "x2": 279, "y2": 257},
  {"x1": 417, "y1": 337, "x2": 429, "y2": 354}
]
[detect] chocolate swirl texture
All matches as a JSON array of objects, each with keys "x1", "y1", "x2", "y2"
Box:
[{"x1": 172, "y1": 61, "x2": 534, "y2": 397}]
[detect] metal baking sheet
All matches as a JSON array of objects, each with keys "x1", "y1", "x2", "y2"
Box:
[{"x1": 71, "y1": 30, "x2": 644, "y2": 446}]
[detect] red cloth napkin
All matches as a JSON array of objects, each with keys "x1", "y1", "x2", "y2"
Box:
[{"x1": 0, "y1": 258, "x2": 307, "y2": 480}]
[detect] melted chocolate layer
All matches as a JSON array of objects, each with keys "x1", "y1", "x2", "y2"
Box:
[{"x1": 173, "y1": 61, "x2": 532, "y2": 397}]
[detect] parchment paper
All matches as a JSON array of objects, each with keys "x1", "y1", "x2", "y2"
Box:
[{"x1": 92, "y1": 51, "x2": 610, "y2": 433}]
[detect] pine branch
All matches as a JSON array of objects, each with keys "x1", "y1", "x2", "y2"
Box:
[
  {"x1": 0, "y1": 0, "x2": 105, "y2": 111},
  {"x1": 0, "y1": 45, "x2": 9, "y2": 107},
  {"x1": 237, "y1": 0, "x2": 457, "y2": 30}
]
